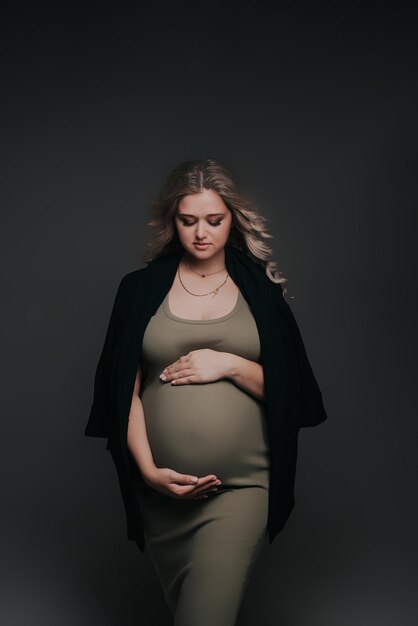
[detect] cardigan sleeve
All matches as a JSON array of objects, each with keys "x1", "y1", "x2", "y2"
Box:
[
  {"x1": 276, "y1": 286, "x2": 328, "y2": 429},
  {"x1": 84, "y1": 275, "x2": 127, "y2": 438}
]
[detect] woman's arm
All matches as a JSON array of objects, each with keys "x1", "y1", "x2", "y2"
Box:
[
  {"x1": 221, "y1": 353, "x2": 265, "y2": 403},
  {"x1": 126, "y1": 366, "x2": 158, "y2": 482},
  {"x1": 127, "y1": 365, "x2": 222, "y2": 498},
  {"x1": 160, "y1": 349, "x2": 265, "y2": 403}
]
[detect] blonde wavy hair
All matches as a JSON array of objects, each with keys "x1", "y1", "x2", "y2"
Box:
[{"x1": 143, "y1": 158, "x2": 291, "y2": 300}]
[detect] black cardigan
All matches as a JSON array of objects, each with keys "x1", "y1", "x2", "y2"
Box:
[{"x1": 84, "y1": 243, "x2": 328, "y2": 552}]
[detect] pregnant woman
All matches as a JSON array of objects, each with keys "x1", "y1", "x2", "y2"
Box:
[{"x1": 85, "y1": 158, "x2": 328, "y2": 626}]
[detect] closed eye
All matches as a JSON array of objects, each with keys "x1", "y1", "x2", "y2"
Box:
[{"x1": 181, "y1": 220, "x2": 223, "y2": 227}]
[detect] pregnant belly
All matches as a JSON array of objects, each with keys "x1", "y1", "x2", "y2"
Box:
[{"x1": 140, "y1": 379, "x2": 270, "y2": 486}]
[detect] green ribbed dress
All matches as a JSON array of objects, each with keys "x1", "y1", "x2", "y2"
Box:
[{"x1": 132, "y1": 289, "x2": 270, "y2": 626}]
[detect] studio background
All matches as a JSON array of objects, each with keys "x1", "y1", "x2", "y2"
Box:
[{"x1": 1, "y1": 2, "x2": 416, "y2": 625}]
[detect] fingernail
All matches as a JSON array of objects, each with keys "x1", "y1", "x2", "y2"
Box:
[{"x1": 192, "y1": 477, "x2": 198, "y2": 483}]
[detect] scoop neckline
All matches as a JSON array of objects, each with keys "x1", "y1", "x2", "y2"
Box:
[{"x1": 163, "y1": 290, "x2": 243, "y2": 324}]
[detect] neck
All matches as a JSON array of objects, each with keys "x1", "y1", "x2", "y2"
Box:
[{"x1": 180, "y1": 248, "x2": 226, "y2": 274}]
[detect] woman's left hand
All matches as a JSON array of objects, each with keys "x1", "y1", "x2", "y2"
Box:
[{"x1": 159, "y1": 349, "x2": 229, "y2": 386}]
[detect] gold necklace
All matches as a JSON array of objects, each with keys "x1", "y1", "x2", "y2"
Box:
[
  {"x1": 178, "y1": 263, "x2": 229, "y2": 297},
  {"x1": 184, "y1": 262, "x2": 226, "y2": 279}
]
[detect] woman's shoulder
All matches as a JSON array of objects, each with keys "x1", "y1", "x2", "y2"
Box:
[
  {"x1": 121, "y1": 264, "x2": 148, "y2": 283},
  {"x1": 113, "y1": 265, "x2": 150, "y2": 302},
  {"x1": 117, "y1": 251, "x2": 180, "y2": 298}
]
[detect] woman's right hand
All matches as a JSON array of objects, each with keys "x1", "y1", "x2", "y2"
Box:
[{"x1": 143, "y1": 467, "x2": 222, "y2": 500}]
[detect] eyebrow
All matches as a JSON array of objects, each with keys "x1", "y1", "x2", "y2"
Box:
[{"x1": 177, "y1": 213, "x2": 226, "y2": 218}]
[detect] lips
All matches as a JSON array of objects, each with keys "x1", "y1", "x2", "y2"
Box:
[{"x1": 194, "y1": 243, "x2": 210, "y2": 248}]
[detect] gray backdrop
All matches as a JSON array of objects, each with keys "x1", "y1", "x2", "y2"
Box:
[{"x1": 1, "y1": 2, "x2": 417, "y2": 625}]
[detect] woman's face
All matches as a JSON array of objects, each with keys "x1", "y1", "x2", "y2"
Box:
[{"x1": 175, "y1": 188, "x2": 233, "y2": 259}]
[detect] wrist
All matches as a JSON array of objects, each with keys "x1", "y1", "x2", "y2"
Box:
[
  {"x1": 220, "y1": 352, "x2": 242, "y2": 381},
  {"x1": 141, "y1": 464, "x2": 159, "y2": 485}
]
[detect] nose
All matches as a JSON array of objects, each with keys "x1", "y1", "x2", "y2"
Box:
[{"x1": 195, "y1": 222, "x2": 207, "y2": 239}]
